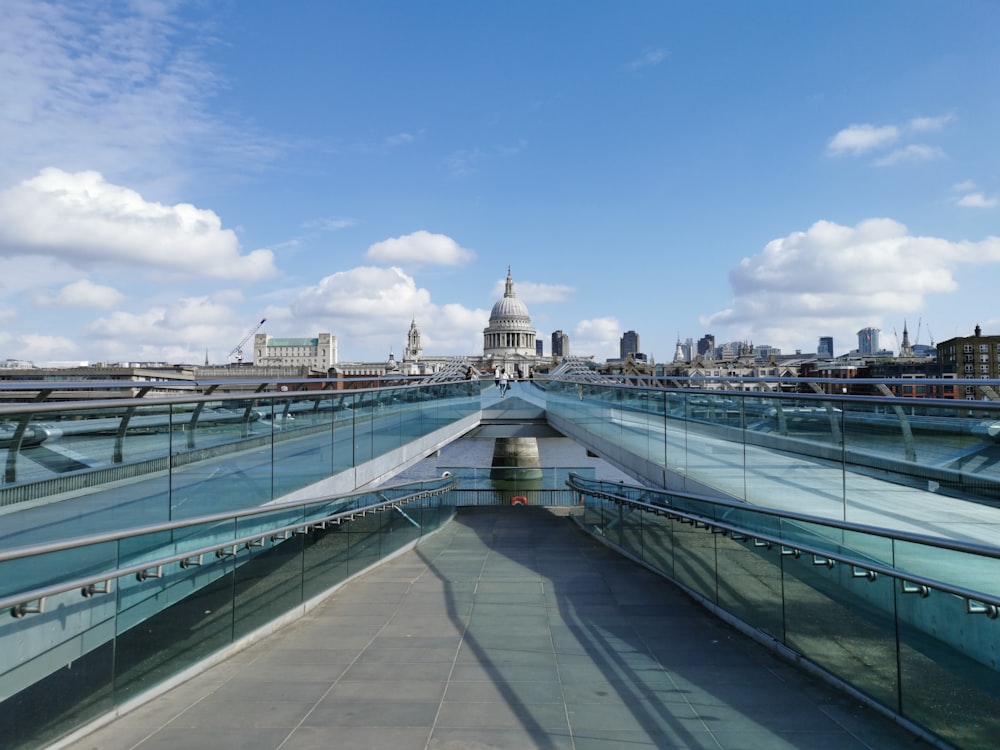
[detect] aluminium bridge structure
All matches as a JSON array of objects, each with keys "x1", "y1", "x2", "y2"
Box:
[{"x1": 2, "y1": 373, "x2": 1000, "y2": 748}]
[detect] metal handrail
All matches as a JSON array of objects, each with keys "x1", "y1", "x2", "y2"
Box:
[
  {"x1": 3, "y1": 483, "x2": 454, "y2": 617},
  {"x1": 0, "y1": 476, "x2": 456, "y2": 563},
  {"x1": 570, "y1": 476, "x2": 1000, "y2": 613},
  {"x1": 566, "y1": 474, "x2": 1000, "y2": 560}
]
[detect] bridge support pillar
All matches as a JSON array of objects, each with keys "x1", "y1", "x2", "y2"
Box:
[{"x1": 490, "y1": 437, "x2": 543, "y2": 490}]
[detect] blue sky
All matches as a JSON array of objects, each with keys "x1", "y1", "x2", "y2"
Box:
[{"x1": 1, "y1": 1, "x2": 998, "y2": 366}]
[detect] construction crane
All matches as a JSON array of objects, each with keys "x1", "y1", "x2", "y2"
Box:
[{"x1": 228, "y1": 318, "x2": 266, "y2": 364}]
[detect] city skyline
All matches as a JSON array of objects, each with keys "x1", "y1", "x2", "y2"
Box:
[{"x1": 1, "y1": 2, "x2": 999, "y2": 366}]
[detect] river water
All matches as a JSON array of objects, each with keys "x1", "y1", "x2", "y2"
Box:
[{"x1": 390, "y1": 435, "x2": 636, "y2": 486}]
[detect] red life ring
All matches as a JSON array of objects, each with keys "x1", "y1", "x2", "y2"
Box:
[{"x1": 511, "y1": 496, "x2": 528, "y2": 506}]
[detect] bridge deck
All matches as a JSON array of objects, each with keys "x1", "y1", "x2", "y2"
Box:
[{"x1": 65, "y1": 507, "x2": 927, "y2": 750}]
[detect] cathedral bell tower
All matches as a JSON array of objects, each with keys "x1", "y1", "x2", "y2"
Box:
[{"x1": 405, "y1": 318, "x2": 422, "y2": 361}]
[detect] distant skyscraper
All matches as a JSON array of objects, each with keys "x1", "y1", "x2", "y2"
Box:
[
  {"x1": 620, "y1": 330, "x2": 640, "y2": 360},
  {"x1": 818, "y1": 336, "x2": 834, "y2": 358},
  {"x1": 551, "y1": 330, "x2": 569, "y2": 358},
  {"x1": 857, "y1": 327, "x2": 880, "y2": 355},
  {"x1": 536, "y1": 340, "x2": 543, "y2": 356},
  {"x1": 697, "y1": 333, "x2": 715, "y2": 360}
]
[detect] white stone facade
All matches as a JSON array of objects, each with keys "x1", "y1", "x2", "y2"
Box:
[{"x1": 254, "y1": 333, "x2": 337, "y2": 370}]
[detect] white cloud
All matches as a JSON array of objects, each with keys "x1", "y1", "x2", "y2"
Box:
[
  {"x1": 953, "y1": 180, "x2": 978, "y2": 192},
  {"x1": 624, "y1": 48, "x2": 668, "y2": 72},
  {"x1": 40, "y1": 279, "x2": 124, "y2": 309},
  {"x1": 302, "y1": 217, "x2": 356, "y2": 232},
  {"x1": 957, "y1": 193, "x2": 998, "y2": 208},
  {"x1": 703, "y1": 218, "x2": 1000, "y2": 352},
  {"x1": 444, "y1": 140, "x2": 527, "y2": 178},
  {"x1": 826, "y1": 124, "x2": 899, "y2": 156},
  {"x1": 293, "y1": 266, "x2": 431, "y2": 320},
  {"x1": 0, "y1": 169, "x2": 278, "y2": 280},
  {"x1": 384, "y1": 132, "x2": 416, "y2": 148},
  {"x1": 874, "y1": 144, "x2": 944, "y2": 167},
  {"x1": 85, "y1": 296, "x2": 268, "y2": 364},
  {"x1": 827, "y1": 115, "x2": 953, "y2": 165},
  {"x1": 0, "y1": 1, "x2": 277, "y2": 190},
  {"x1": 573, "y1": 317, "x2": 621, "y2": 360},
  {"x1": 365, "y1": 231, "x2": 475, "y2": 266},
  {"x1": 909, "y1": 114, "x2": 954, "y2": 132},
  {"x1": 489, "y1": 277, "x2": 574, "y2": 305},
  {"x1": 18, "y1": 333, "x2": 79, "y2": 361},
  {"x1": 287, "y1": 266, "x2": 488, "y2": 361}
]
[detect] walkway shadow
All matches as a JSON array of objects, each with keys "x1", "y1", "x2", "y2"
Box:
[{"x1": 413, "y1": 506, "x2": 921, "y2": 748}]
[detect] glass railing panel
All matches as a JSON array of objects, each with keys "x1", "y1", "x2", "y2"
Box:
[
  {"x1": 665, "y1": 392, "x2": 689, "y2": 482},
  {"x1": 602, "y1": 501, "x2": 623, "y2": 548},
  {"x1": 235, "y1": 506, "x2": 306, "y2": 545},
  {"x1": 712, "y1": 503, "x2": 781, "y2": 541},
  {"x1": 620, "y1": 389, "x2": 661, "y2": 466},
  {"x1": 742, "y1": 396, "x2": 838, "y2": 513},
  {"x1": 2, "y1": 405, "x2": 128, "y2": 487},
  {"x1": 347, "y1": 507, "x2": 383, "y2": 574},
  {"x1": 1, "y1": 408, "x2": 176, "y2": 543},
  {"x1": 671, "y1": 521, "x2": 717, "y2": 604},
  {"x1": 715, "y1": 533, "x2": 784, "y2": 641},
  {"x1": 619, "y1": 505, "x2": 644, "y2": 560},
  {"x1": 682, "y1": 392, "x2": 748, "y2": 502},
  {"x1": 0, "y1": 540, "x2": 118, "y2": 599},
  {"x1": 780, "y1": 550, "x2": 899, "y2": 711},
  {"x1": 114, "y1": 555, "x2": 236, "y2": 704},
  {"x1": 302, "y1": 522, "x2": 351, "y2": 600},
  {"x1": 0, "y1": 541, "x2": 119, "y2": 750},
  {"x1": 638, "y1": 511, "x2": 673, "y2": 575},
  {"x1": 352, "y1": 394, "x2": 375, "y2": 465},
  {"x1": 896, "y1": 583, "x2": 1000, "y2": 750},
  {"x1": 842, "y1": 397, "x2": 922, "y2": 525},
  {"x1": 107, "y1": 403, "x2": 178, "y2": 465},
  {"x1": 428, "y1": 383, "x2": 451, "y2": 432},
  {"x1": 168, "y1": 424, "x2": 275, "y2": 519},
  {"x1": 265, "y1": 393, "x2": 336, "y2": 497},
  {"x1": 231, "y1": 530, "x2": 304, "y2": 640},
  {"x1": 0, "y1": 636, "x2": 114, "y2": 750},
  {"x1": 115, "y1": 520, "x2": 239, "y2": 645},
  {"x1": 174, "y1": 401, "x2": 264, "y2": 454},
  {"x1": 371, "y1": 388, "x2": 403, "y2": 457},
  {"x1": 332, "y1": 392, "x2": 357, "y2": 475},
  {"x1": 893, "y1": 540, "x2": 1000, "y2": 601},
  {"x1": 382, "y1": 504, "x2": 421, "y2": 556},
  {"x1": 429, "y1": 496, "x2": 452, "y2": 533},
  {"x1": 580, "y1": 495, "x2": 607, "y2": 534}
]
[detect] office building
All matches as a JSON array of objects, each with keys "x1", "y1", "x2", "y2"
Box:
[{"x1": 620, "y1": 330, "x2": 640, "y2": 360}]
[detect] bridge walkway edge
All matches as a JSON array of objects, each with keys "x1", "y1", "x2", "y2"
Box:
[{"x1": 58, "y1": 506, "x2": 930, "y2": 750}]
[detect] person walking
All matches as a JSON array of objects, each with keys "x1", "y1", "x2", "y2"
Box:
[
  {"x1": 494, "y1": 366, "x2": 501, "y2": 391},
  {"x1": 499, "y1": 370, "x2": 509, "y2": 397}
]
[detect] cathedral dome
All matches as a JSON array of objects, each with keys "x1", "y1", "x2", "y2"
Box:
[
  {"x1": 490, "y1": 293, "x2": 530, "y2": 322},
  {"x1": 483, "y1": 267, "x2": 537, "y2": 360}
]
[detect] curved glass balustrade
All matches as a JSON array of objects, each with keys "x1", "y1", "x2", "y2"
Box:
[
  {"x1": 0, "y1": 477, "x2": 454, "y2": 750},
  {"x1": 541, "y1": 378, "x2": 1000, "y2": 544},
  {"x1": 570, "y1": 474, "x2": 1000, "y2": 750},
  {"x1": 0, "y1": 378, "x2": 484, "y2": 547},
  {"x1": 5, "y1": 373, "x2": 1000, "y2": 749}
]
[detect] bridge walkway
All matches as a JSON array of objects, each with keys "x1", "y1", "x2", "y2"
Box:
[{"x1": 64, "y1": 507, "x2": 927, "y2": 750}]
